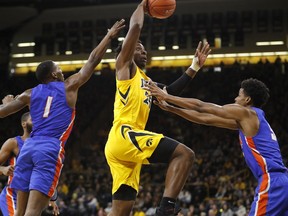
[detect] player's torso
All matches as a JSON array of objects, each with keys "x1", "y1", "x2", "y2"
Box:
[
  {"x1": 113, "y1": 67, "x2": 152, "y2": 130},
  {"x1": 239, "y1": 107, "x2": 287, "y2": 178},
  {"x1": 30, "y1": 82, "x2": 75, "y2": 141}
]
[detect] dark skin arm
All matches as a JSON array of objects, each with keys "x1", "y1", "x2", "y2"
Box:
[
  {"x1": 146, "y1": 81, "x2": 259, "y2": 137},
  {"x1": 65, "y1": 19, "x2": 125, "y2": 108},
  {"x1": 154, "y1": 100, "x2": 238, "y2": 130},
  {"x1": 0, "y1": 137, "x2": 18, "y2": 176},
  {"x1": 0, "y1": 20, "x2": 125, "y2": 115},
  {"x1": 0, "y1": 91, "x2": 31, "y2": 118},
  {"x1": 115, "y1": 0, "x2": 146, "y2": 81}
]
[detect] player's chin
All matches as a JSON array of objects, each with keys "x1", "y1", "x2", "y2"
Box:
[{"x1": 137, "y1": 62, "x2": 147, "y2": 70}]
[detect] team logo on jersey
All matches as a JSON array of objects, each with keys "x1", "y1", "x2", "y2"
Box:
[
  {"x1": 146, "y1": 138, "x2": 153, "y2": 147},
  {"x1": 118, "y1": 86, "x2": 131, "y2": 106},
  {"x1": 141, "y1": 79, "x2": 152, "y2": 107},
  {"x1": 121, "y1": 125, "x2": 155, "y2": 152}
]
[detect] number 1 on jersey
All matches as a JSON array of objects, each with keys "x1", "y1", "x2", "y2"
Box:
[{"x1": 43, "y1": 96, "x2": 53, "y2": 118}]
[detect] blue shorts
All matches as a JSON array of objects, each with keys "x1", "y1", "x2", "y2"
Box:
[
  {"x1": 10, "y1": 136, "x2": 65, "y2": 198},
  {"x1": 0, "y1": 186, "x2": 16, "y2": 216},
  {"x1": 250, "y1": 172, "x2": 288, "y2": 215}
]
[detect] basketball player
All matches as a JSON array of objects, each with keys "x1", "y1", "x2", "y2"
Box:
[
  {"x1": 0, "y1": 112, "x2": 31, "y2": 216},
  {"x1": 0, "y1": 113, "x2": 59, "y2": 216},
  {"x1": 145, "y1": 78, "x2": 288, "y2": 215},
  {"x1": 0, "y1": 19, "x2": 125, "y2": 216},
  {"x1": 105, "y1": 1, "x2": 211, "y2": 216}
]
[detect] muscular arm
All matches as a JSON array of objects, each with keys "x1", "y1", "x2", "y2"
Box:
[
  {"x1": 0, "y1": 138, "x2": 18, "y2": 176},
  {"x1": 0, "y1": 90, "x2": 31, "y2": 118},
  {"x1": 146, "y1": 81, "x2": 248, "y2": 122},
  {"x1": 115, "y1": 0, "x2": 146, "y2": 80},
  {"x1": 164, "y1": 94, "x2": 249, "y2": 122},
  {"x1": 65, "y1": 19, "x2": 125, "y2": 90},
  {"x1": 161, "y1": 103, "x2": 238, "y2": 130}
]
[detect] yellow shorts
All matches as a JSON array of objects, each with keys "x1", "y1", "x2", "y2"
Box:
[{"x1": 105, "y1": 124, "x2": 164, "y2": 194}]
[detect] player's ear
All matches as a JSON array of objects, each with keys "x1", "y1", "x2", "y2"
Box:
[
  {"x1": 51, "y1": 72, "x2": 57, "y2": 79},
  {"x1": 245, "y1": 96, "x2": 252, "y2": 105}
]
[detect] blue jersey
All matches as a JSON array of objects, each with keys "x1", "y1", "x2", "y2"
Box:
[
  {"x1": 0, "y1": 136, "x2": 24, "y2": 216},
  {"x1": 11, "y1": 81, "x2": 75, "y2": 198},
  {"x1": 30, "y1": 81, "x2": 75, "y2": 143},
  {"x1": 239, "y1": 107, "x2": 287, "y2": 179},
  {"x1": 239, "y1": 107, "x2": 288, "y2": 215}
]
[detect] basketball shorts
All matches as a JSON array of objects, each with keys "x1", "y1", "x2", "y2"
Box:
[
  {"x1": 105, "y1": 124, "x2": 164, "y2": 194},
  {"x1": 250, "y1": 172, "x2": 288, "y2": 215},
  {"x1": 0, "y1": 186, "x2": 16, "y2": 216},
  {"x1": 10, "y1": 136, "x2": 64, "y2": 198}
]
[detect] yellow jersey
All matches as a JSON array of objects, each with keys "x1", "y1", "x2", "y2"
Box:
[{"x1": 113, "y1": 66, "x2": 152, "y2": 130}]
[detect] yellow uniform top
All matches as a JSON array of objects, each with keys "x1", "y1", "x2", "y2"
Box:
[
  {"x1": 106, "y1": 66, "x2": 164, "y2": 194},
  {"x1": 113, "y1": 66, "x2": 152, "y2": 130}
]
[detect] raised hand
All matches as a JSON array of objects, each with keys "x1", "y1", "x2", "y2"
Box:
[
  {"x1": 107, "y1": 19, "x2": 126, "y2": 39},
  {"x1": 194, "y1": 41, "x2": 211, "y2": 68}
]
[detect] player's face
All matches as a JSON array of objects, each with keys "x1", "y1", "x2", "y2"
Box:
[
  {"x1": 134, "y1": 43, "x2": 147, "y2": 70},
  {"x1": 24, "y1": 115, "x2": 33, "y2": 133},
  {"x1": 54, "y1": 64, "x2": 64, "y2": 82},
  {"x1": 234, "y1": 88, "x2": 248, "y2": 106}
]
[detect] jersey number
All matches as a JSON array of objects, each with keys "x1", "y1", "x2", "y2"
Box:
[
  {"x1": 43, "y1": 96, "x2": 53, "y2": 118},
  {"x1": 268, "y1": 124, "x2": 277, "y2": 141}
]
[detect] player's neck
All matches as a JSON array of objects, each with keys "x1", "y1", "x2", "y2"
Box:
[{"x1": 22, "y1": 131, "x2": 30, "y2": 140}]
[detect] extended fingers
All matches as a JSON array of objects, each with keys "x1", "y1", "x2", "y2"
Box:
[
  {"x1": 203, "y1": 42, "x2": 211, "y2": 55},
  {"x1": 199, "y1": 42, "x2": 209, "y2": 54},
  {"x1": 117, "y1": 19, "x2": 126, "y2": 28},
  {"x1": 109, "y1": 19, "x2": 125, "y2": 31}
]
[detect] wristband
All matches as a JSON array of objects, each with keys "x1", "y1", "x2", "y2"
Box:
[
  {"x1": 50, "y1": 190, "x2": 58, "y2": 201},
  {"x1": 189, "y1": 57, "x2": 200, "y2": 72}
]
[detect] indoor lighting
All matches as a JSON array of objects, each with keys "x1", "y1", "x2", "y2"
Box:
[
  {"x1": 172, "y1": 45, "x2": 179, "y2": 50},
  {"x1": 158, "y1": 46, "x2": 166, "y2": 50},
  {"x1": 17, "y1": 42, "x2": 35, "y2": 47},
  {"x1": 256, "y1": 41, "x2": 284, "y2": 46}
]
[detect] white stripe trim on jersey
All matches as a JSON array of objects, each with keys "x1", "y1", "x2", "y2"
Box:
[
  {"x1": 58, "y1": 113, "x2": 75, "y2": 142},
  {"x1": 6, "y1": 187, "x2": 16, "y2": 214},
  {"x1": 244, "y1": 137, "x2": 270, "y2": 216}
]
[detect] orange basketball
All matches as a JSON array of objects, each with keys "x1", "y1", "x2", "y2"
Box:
[{"x1": 147, "y1": 0, "x2": 176, "y2": 19}]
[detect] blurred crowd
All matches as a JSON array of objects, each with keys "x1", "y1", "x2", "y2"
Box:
[{"x1": 1, "y1": 57, "x2": 288, "y2": 216}]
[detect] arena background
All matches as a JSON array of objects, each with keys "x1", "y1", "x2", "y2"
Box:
[{"x1": 0, "y1": 0, "x2": 287, "y2": 215}]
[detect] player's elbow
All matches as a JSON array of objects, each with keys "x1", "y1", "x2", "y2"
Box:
[
  {"x1": 0, "y1": 111, "x2": 7, "y2": 118},
  {"x1": 130, "y1": 22, "x2": 143, "y2": 31}
]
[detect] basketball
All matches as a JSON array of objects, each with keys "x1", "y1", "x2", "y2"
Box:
[{"x1": 147, "y1": 0, "x2": 176, "y2": 19}]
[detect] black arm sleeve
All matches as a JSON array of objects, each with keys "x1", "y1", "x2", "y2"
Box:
[{"x1": 156, "y1": 73, "x2": 192, "y2": 96}]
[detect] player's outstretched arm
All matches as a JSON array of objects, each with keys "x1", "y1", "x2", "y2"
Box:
[
  {"x1": 0, "y1": 91, "x2": 31, "y2": 118},
  {"x1": 154, "y1": 100, "x2": 238, "y2": 130},
  {"x1": 116, "y1": 0, "x2": 146, "y2": 80},
  {"x1": 146, "y1": 80, "x2": 247, "y2": 121},
  {"x1": 66, "y1": 19, "x2": 125, "y2": 90}
]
